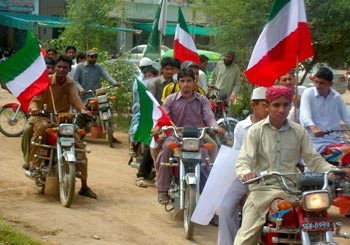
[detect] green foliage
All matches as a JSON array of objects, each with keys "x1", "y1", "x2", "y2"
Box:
[
  {"x1": 230, "y1": 81, "x2": 254, "y2": 120},
  {"x1": 198, "y1": 0, "x2": 349, "y2": 69},
  {"x1": 57, "y1": 0, "x2": 124, "y2": 53},
  {"x1": 0, "y1": 220, "x2": 45, "y2": 245},
  {"x1": 101, "y1": 56, "x2": 139, "y2": 117}
]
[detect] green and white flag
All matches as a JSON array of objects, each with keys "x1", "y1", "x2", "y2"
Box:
[{"x1": 143, "y1": 0, "x2": 167, "y2": 60}]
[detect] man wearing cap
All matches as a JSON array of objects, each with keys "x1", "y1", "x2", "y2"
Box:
[
  {"x1": 209, "y1": 50, "x2": 241, "y2": 101},
  {"x1": 300, "y1": 67, "x2": 350, "y2": 153},
  {"x1": 74, "y1": 49, "x2": 119, "y2": 93},
  {"x1": 234, "y1": 85, "x2": 337, "y2": 244},
  {"x1": 218, "y1": 86, "x2": 268, "y2": 245}
]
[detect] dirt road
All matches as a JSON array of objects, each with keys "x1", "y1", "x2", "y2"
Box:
[
  {"x1": 0, "y1": 89, "x2": 349, "y2": 245},
  {"x1": 0, "y1": 89, "x2": 217, "y2": 245}
]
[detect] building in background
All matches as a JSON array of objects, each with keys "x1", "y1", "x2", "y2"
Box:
[{"x1": 0, "y1": 0, "x2": 214, "y2": 54}]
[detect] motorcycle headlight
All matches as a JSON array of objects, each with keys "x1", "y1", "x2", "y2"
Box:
[
  {"x1": 58, "y1": 124, "x2": 75, "y2": 136},
  {"x1": 302, "y1": 190, "x2": 330, "y2": 211},
  {"x1": 182, "y1": 138, "x2": 200, "y2": 151},
  {"x1": 97, "y1": 94, "x2": 108, "y2": 103}
]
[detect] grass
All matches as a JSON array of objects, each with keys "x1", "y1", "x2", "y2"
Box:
[
  {"x1": 114, "y1": 115, "x2": 132, "y2": 133},
  {"x1": 0, "y1": 219, "x2": 45, "y2": 245}
]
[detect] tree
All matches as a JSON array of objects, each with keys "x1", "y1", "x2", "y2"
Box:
[
  {"x1": 197, "y1": 0, "x2": 350, "y2": 70},
  {"x1": 58, "y1": 0, "x2": 125, "y2": 53}
]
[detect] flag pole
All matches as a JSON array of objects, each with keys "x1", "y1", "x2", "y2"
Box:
[{"x1": 294, "y1": 56, "x2": 299, "y2": 122}]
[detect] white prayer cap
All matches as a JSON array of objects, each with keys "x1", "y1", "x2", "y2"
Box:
[
  {"x1": 139, "y1": 57, "x2": 153, "y2": 67},
  {"x1": 251, "y1": 86, "x2": 266, "y2": 100}
]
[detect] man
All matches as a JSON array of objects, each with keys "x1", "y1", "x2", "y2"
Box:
[
  {"x1": 148, "y1": 57, "x2": 177, "y2": 104},
  {"x1": 46, "y1": 48, "x2": 58, "y2": 60},
  {"x1": 65, "y1": 45, "x2": 77, "y2": 64},
  {"x1": 129, "y1": 58, "x2": 159, "y2": 188},
  {"x1": 276, "y1": 70, "x2": 306, "y2": 123},
  {"x1": 218, "y1": 86, "x2": 268, "y2": 245},
  {"x1": 23, "y1": 55, "x2": 96, "y2": 199},
  {"x1": 300, "y1": 67, "x2": 350, "y2": 153},
  {"x1": 161, "y1": 61, "x2": 206, "y2": 103},
  {"x1": 209, "y1": 50, "x2": 241, "y2": 101},
  {"x1": 74, "y1": 49, "x2": 119, "y2": 93},
  {"x1": 68, "y1": 51, "x2": 85, "y2": 78},
  {"x1": 155, "y1": 68, "x2": 224, "y2": 205},
  {"x1": 234, "y1": 85, "x2": 337, "y2": 244},
  {"x1": 45, "y1": 57, "x2": 57, "y2": 75},
  {"x1": 199, "y1": 54, "x2": 210, "y2": 84}
]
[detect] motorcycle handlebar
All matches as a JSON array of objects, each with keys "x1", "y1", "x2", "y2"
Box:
[
  {"x1": 159, "y1": 126, "x2": 217, "y2": 140},
  {"x1": 242, "y1": 169, "x2": 347, "y2": 195}
]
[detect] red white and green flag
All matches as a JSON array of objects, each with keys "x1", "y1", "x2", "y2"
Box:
[
  {"x1": 244, "y1": 0, "x2": 314, "y2": 86},
  {"x1": 134, "y1": 80, "x2": 172, "y2": 147},
  {"x1": 174, "y1": 7, "x2": 200, "y2": 64},
  {"x1": 0, "y1": 31, "x2": 50, "y2": 112}
]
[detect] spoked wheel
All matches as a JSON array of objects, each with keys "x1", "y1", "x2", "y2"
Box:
[
  {"x1": 184, "y1": 185, "x2": 196, "y2": 240},
  {"x1": 59, "y1": 158, "x2": 76, "y2": 208},
  {"x1": 104, "y1": 120, "x2": 114, "y2": 148},
  {"x1": 0, "y1": 106, "x2": 27, "y2": 137},
  {"x1": 217, "y1": 117, "x2": 239, "y2": 147}
]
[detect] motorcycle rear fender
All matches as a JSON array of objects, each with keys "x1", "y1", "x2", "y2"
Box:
[
  {"x1": 184, "y1": 173, "x2": 197, "y2": 185},
  {"x1": 62, "y1": 151, "x2": 76, "y2": 162},
  {"x1": 2, "y1": 103, "x2": 20, "y2": 111}
]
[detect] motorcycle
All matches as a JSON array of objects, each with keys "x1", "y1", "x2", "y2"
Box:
[
  {"x1": 321, "y1": 129, "x2": 350, "y2": 216},
  {"x1": 208, "y1": 86, "x2": 238, "y2": 147},
  {"x1": 158, "y1": 125, "x2": 214, "y2": 240},
  {"x1": 243, "y1": 170, "x2": 350, "y2": 244},
  {"x1": 27, "y1": 111, "x2": 90, "y2": 208},
  {"x1": 0, "y1": 102, "x2": 28, "y2": 137},
  {"x1": 79, "y1": 86, "x2": 116, "y2": 148}
]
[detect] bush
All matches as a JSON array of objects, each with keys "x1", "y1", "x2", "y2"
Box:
[
  {"x1": 101, "y1": 56, "x2": 139, "y2": 118},
  {"x1": 230, "y1": 81, "x2": 254, "y2": 120}
]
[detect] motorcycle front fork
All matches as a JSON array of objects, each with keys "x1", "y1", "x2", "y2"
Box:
[{"x1": 179, "y1": 162, "x2": 200, "y2": 210}]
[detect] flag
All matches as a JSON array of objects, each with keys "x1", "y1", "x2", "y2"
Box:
[
  {"x1": 134, "y1": 80, "x2": 172, "y2": 147},
  {"x1": 144, "y1": 0, "x2": 167, "y2": 60},
  {"x1": 244, "y1": 0, "x2": 314, "y2": 87},
  {"x1": 0, "y1": 31, "x2": 50, "y2": 112},
  {"x1": 158, "y1": 0, "x2": 167, "y2": 37},
  {"x1": 174, "y1": 7, "x2": 200, "y2": 64}
]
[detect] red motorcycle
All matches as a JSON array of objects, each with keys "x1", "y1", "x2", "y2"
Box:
[
  {"x1": 244, "y1": 170, "x2": 350, "y2": 244},
  {"x1": 0, "y1": 102, "x2": 28, "y2": 137},
  {"x1": 321, "y1": 129, "x2": 350, "y2": 216}
]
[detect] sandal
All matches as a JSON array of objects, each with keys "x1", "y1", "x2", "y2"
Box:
[
  {"x1": 158, "y1": 191, "x2": 169, "y2": 205},
  {"x1": 79, "y1": 187, "x2": 97, "y2": 199},
  {"x1": 135, "y1": 177, "x2": 148, "y2": 188}
]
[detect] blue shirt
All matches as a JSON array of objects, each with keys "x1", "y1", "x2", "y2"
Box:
[
  {"x1": 300, "y1": 86, "x2": 350, "y2": 152},
  {"x1": 74, "y1": 61, "x2": 117, "y2": 91}
]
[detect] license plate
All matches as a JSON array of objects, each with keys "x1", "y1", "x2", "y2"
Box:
[
  {"x1": 60, "y1": 137, "x2": 75, "y2": 146},
  {"x1": 182, "y1": 152, "x2": 201, "y2": 159},
  {"x1": 302, "y1": 220, "x2": 333, "y2": 232}
]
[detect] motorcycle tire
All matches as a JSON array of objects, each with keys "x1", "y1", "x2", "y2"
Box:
[
  {"x1": 104, "y1": 120, "x2": 114, "y2": 148},
  {"x1": 217, "y1": 117, "x2": 239, "y2": 147},
  {"x1": 59, "y1": 159, "x2": 76, "y2": 208},
  {"x1": 0, "y1": 106, "x2": 28, "y2": 137},
  {"x1": 184, "y1": 184, "x2": 196, "y2": 240}
]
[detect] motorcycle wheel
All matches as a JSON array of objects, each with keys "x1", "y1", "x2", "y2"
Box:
[
  {"x1": 104, "y1": 120, "x2": 114, "y2": 148},
  {"x1": 217, "y1": 117, "x2": 239, "y2": 147},
  {"x1": 0, "y1": 106, "x2": 27, "y2": 137},
  {"x1": 184, "y1": 184, "x2": 196, "y2": 240},
  {"x1": 59, "y1": 159, "x2": 76, "y2": 208}
]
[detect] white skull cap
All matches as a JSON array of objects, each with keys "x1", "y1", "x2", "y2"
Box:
[
  {"x1": 251, "y1": 86, "x2": 266, "y2": 100},
  {"x1": 139, "y1": 57, "x2": 153, "y2": 67}
]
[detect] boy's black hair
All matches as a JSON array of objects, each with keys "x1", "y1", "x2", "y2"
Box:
[{"x1": 57, "y1": 55, "x2": 73, "y2": 67}]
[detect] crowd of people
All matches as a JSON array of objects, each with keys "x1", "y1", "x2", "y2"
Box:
[{"x1": 1, "y1": 43, "x2": 349, "y2": 244}]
